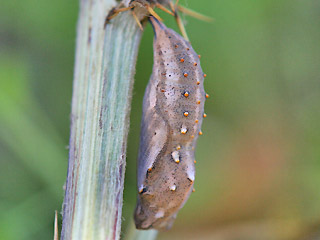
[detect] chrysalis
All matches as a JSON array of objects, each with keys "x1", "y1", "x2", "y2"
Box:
[{"x1": 134, "y1": 17, "x2": 206, "y2": 230}]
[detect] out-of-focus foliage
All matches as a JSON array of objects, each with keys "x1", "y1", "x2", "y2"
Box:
[{"x1": 0, "y1": 0, "x2": 319, "y2": 239}]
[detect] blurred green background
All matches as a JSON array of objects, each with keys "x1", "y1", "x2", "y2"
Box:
[{"x1": 1, "y1": 0, "x2": 320, "y2": 239}]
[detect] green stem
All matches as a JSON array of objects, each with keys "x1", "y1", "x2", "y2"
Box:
[{"x1": 61, "y1": 0, "x2": 143, "y2": 239}]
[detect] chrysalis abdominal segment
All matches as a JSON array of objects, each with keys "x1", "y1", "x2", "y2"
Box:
[{"x1": 134, "y1": 17, "x2": 206, "y2": 230}]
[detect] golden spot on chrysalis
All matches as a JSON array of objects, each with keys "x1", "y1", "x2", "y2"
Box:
[
  {"x1": 170, "y1": 185, "x2": 176, "y2": 191},
  {"x1": 203, "y1": 73, "x2": 207, "y2": 77},
  {"x1": 184, "y1": 91, "x2": 189, "y2": 97},
  {"x1": 198, "y1": 55, "x2": 201, "y2": 58},
  {"x1": 195, "y1": 119, "x2": 199, "y2": 123},
  {"x1": 148, "y1": 168, "x2": 152, "y2": 172},
  {"x1": 176, "y1": 145, "x2": 181, "y2": 150},
  {"x1": 205, "y1": 93, "x2": 209, "y2": 98},
  {"x1": 161, "y1": 72, "x2": 166, "y2": 76},
  {"x1": 194, "y1": 62, "x2": 198, "y2": 66},
  {"x1": 138, "y1": 186, "x2": 144, "y2": 194},
  {"x1": 184, "y1": 73, "x2": 188, "y2": 77},
  {"x1": 194, "y1": 160, "x2": 197, "y2": 164},
  {"x1": 161, "y1": 89, "x2": 165, "y2": 92},
  {"x1": 186, "y1": 47, "x2": 190, "y2": 50},
  {"x1": 175, "y1": 44, "x2": 178, "y2": 48},
  {"x1": 191, "y1": 135, "x2": 195, "y2": 138},
  {"x1": 183, "y1": 112, "x2": 189, "y2": 117},
  {"x1": 172, "y1": 151, "x2": 180, "y2": 163},
  {"x1": 197, "y1": 81, "x2": 200, "y2": 85},
  {"x1": 197, "y1": 100, "x2": 201, "y2": 104},
  {"x1": 203, "y1": 113, "x2": 207, "y2": 118},
  {"x1": 181, "y1": 127, "x2": 187, "y2": 134},
  {"x1": 192, "y1": 188, "x2": 196, "y2": 192},
  {"x1": 199, "y1": 131, "x2": 203, "y2": 135},
  {"x1": 188, "y1": 177, "x2": 194, "y2": 183},
  {"x1": 180, "y1": 58, "x2": 185, "y2": 63}
]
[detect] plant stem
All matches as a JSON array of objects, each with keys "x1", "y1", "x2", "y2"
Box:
[{"x1": 61, "y1": 0, "x2": 143, "y2": 239}]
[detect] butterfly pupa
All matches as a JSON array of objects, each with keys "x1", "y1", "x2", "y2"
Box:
[{"x1": 134, "y1": 17, "x2": 206, "y2": 230}]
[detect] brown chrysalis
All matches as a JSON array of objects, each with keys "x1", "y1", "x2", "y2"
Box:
[{"x1": 134, "y1": 17, "x2": 207, "y2": 230}]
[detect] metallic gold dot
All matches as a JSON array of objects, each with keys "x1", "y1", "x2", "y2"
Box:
[
  {"x1": 180, "y1": 58, "x2": 185, "y2": 63},
  {"x1": 194, "y1": 160, "x2": 197, "y2": 164},
  {"x1": 172, "y1": 151, "x2": 180, "y2": 163},
  {"x1": 188, "y1": 176, "x2": 194, "y2": 182},
  {"x1": 205, "y1": 93, "x2": 209, "y2": 98},
  {"x1": 203, "y1": 113, "x2": 207, "y2": 118},
  {"x1": 197, "y1": 81, "x2": 200, "y2": 85},
  {"x1": 199, "y1": 131, "x2": 203, "y2": 135},
  {"x1": 194, "y1": 62, "x2": 198, "y2": 66},
  {"x1": 184, "y1": 73, "x2": 188, "y2": 77},
  {"x1": 192, "y1": 188, "x2": 196, "y2": 192},
  {"x1": 198, "y1": 55, "x2": 201, "y2": 58},
  {"x1": 183, "y1": 112, "x2": 189, "y2": 117},
  {"x1": 176, "y1": 145, "x2": 181, "y2": 150},
  {"x1": 181, "y1": 128, "x2": 187, "y2": 134},
  {"x1": 195, "y1": 119, "x2": 199, "y2": 123},
  {"x1": 170, "y1": 185, "x2": 176, "y2": 191},
  {"x1": 175, "y1": 44, "x2": 178, "y2": 48},
  {"x1": 203, "y1": 73, "x2": 207, "y2": 77},
  {"x1": 184, "y1": 91, "x2": 189, "y2": 97},
  {"x1": 197, "y1": 100, "x2": 201, "y2": 104}
]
